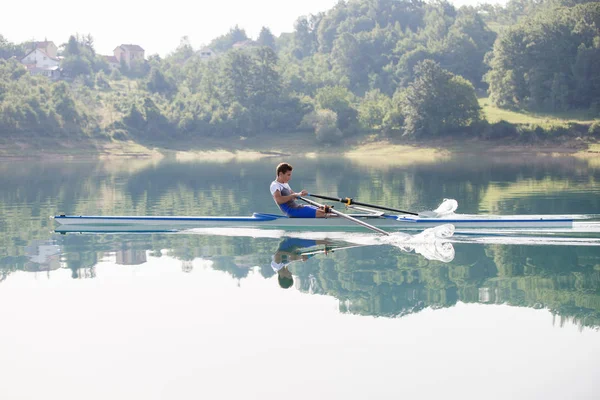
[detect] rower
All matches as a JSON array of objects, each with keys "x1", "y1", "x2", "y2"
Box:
[{"x1": 270, "y1": 162, "x2": 330, "y2": 218}]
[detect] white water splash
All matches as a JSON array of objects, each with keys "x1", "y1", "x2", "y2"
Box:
[
  {"x1": 419, "y1": 198, "x2": 459, "y2": 218},
  {"x1": 380, "y1": 224, "x2": 456, "y2": 262},
  {"x1": 186, "y1": 224, "x2": 457, "y2": 262}
]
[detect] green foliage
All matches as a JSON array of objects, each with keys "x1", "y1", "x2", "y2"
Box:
[
  {"x1": 293, "y1": 15, "x2": 321, "y2": 59},
  {"x1": 62, "y1": 55, "x2": 92, "y2": 76},
  {"x1": 209, "y1": 25, "x2": 248, "y2": 53},
  {"x1": 1, "y1": 0, "x2": 596, "y2": 144},
  {"x1": 95, "y1": 71, "x2": 110, "y2": 89},
  {"x1": 440, "y1": 7, "x2": 497, "y2": 88},
  {"x1": 52, "y1": 81, "x2": 80, "y2": 125},
  {"x1": 146, "y1": 67, "x2": 176, "y2": 95},
  {"x1": 257, "y1": 27, "x2": 277, "y2": 50},
  {"x1": 485, "y1": 3, "x2": 600, "y2": 112},
  {"x1": 0, "y1": 58, "x2": 97, "y2": 136},
  {"x1": 302, "y1": 109, "x2": 343, "y2": 143},
  {"x1": 401, "y1": 60, "x2": 481, "y2": 137},
  {"x1": 358, "y1": 89, "x2": 391, "y2": 130},
  {"x1": 123, "y1": 103, "x2": 146, "y2": 131},
  {"x1": 314, "y1": 85, "x2": 359, "y2": 133},
  {"x1": 0, "y1": 35, "x2": 28, "y2": 59},
  {"x1": 482, "y1": 120, "x2": 518, "y2": 139},
  {"x1": 588, "y1": 121, "x2": 600, "y2": 137},
  {"x1": 331, "y1": 32, "x2": 369, "y2": 93},
  {"x1": 60, "y1": 34, "x2": 107, "y2": 77},
  {"x1": 109, "y1": 68, "x2": 122, "y2": 81}
]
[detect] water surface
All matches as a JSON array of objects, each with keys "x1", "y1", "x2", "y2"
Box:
[{"x1": 1, "y1": 155, "x2": 599, "y2": 399}]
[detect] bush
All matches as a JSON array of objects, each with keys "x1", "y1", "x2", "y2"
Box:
[
  {"x1": 588, "y1": 121, "x2": 600, "y2": 137},
  {"x1": 95, "y1": 71, "x2": 110, "y2": 89},
  {"x1": 110, "y1": 129, "x2": 129, "y2": 141},
  {"x1": 482, "y1": 120, "x2": 517, "y2": 139},
  {"x1": 545, "y1": 124, "x2": 569, "y2": 137},
  {"x1": 516, "y1": 125, "x2": 538, "y2": 143},
  {"x1": 301, "y1": 109, "x2": 343, "y2": 143},
  {"x1": 109, "y1": 68, "x2": 122, "y2": 81}
]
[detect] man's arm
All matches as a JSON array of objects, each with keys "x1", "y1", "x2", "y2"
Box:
[{"x1": 273, "y1": 189, "x2": 308, "y2": 205}]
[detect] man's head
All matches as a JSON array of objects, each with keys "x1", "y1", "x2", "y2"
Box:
[
  {"x1": 276, "y1": 163, "x2": 293, "y2": 181},
  {"x1": 277, "y1": 267, "x2": 294, "y2": 289}
]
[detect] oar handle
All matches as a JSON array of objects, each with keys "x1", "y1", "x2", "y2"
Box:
[{"x1": 308, "y1": 193, "x2": 418, "y2": 216}]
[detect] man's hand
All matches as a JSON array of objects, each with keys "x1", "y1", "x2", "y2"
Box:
[{"x1": 297, "y1": 190, "x2": 308, "y2": 197}]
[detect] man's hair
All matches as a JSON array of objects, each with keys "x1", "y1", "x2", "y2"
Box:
[
  {"x1": 276, "y1": 162, "x2": 293, "y2": 176},
  {"x1": 278, "y1": 275, "x2": 294, "y2": 289}
]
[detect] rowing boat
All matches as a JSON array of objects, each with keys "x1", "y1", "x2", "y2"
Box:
[{"x1": 52, "y1": 211, "x2": 574, "y2": 231}]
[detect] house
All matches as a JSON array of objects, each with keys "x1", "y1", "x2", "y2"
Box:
[
  {"x1": 24, "y1": 65, "x2": 62, "y2": 80},
  {"x1": 24, "y1": 240, "x2": 61, "y2": 272},
  {"x1": 20, "y1": 41, "x2": 61, "y2": 78},
  {"x1": 113, "y1": 44, "x2": 145, "y2": 68},
  {"x1": 102, "y1": 55, "x2": 120, "y2": 70},
  {"x1": 20, "y1": 47, "x2": 60, "y2": 69},
  {"x1": 116, "y1": 248, "x2": 147, "y2": 266},
  {"x1": 30, "y1": 40, "x2": 58, "y2": 58},
  {"x1": 198, "y1": 47, "x2": 215, "y2": 61},
  {"x1": 232, "y1": 40, "x2": 258, "y2": 49}
]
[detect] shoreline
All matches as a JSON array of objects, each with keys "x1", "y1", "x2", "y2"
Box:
[{"x1": 0, "y1": 136, "x2": 597, "y2": 162}]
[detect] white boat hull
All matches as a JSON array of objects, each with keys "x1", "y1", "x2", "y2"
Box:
[{"x1": 53, "y1": 212, "x2": 574, "y2": 231}]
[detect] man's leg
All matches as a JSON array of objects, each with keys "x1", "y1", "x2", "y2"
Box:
[{"x1": 315, "y1": 205, "x2": 332, "y2": 218}]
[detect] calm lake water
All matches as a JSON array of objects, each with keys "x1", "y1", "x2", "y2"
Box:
[{"x1": 1, "y1": 155, "x2": 600, "y2": 400}]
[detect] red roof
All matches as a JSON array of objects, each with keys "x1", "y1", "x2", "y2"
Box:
[
  {"x1": 20, "y1": 48, "x2": 59, "y2": 62},
  {"x1": 34, "y1": 41, "x2": 56, "y2": 48},
  {"x1": 117, "y1": 44, "x2": 144, "y2": 52}
]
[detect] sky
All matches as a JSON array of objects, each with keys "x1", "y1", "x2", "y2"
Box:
[{"x1": 2, "y1": 0, "x2": 508, "y2": 57}]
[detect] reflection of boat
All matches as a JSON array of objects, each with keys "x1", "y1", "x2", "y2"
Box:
[
  {"x1": 53, "y1": 211, "x2": 574, "y2": 230},
  {"x1": 54, "y1": 222, "x2": 457, "y2": 263}
]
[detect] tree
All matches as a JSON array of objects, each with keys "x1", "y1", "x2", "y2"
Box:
[
  {"x1": 209, "y1": 26, "x2": 248, "y2": 53},
  {"x1": 401, "y1": 60, "x2": 480, "y2": 137},
  {"x1": 257, "y1": 27, "x2": 276, "y2": 50},
  {"x1": 0, "y1": 35, "x2": 27, "y2": 60},
  {"x1": 51, "y1": 81, "x2": 80, "y2": 126},
  {"x1": 169, "y1": 36, "x2": 195, "y2": 64},
  {"x1": 485, "y1": 3, "x2": 600, "y2": 111},
  {"x1": 301, "y1": 109, "x2": 342, "y2": 143},
  {"x1": 572, "y1": 39, "x2": 600, "y2": 109},
  {"x1": 314, "y1": 85, "x2": 359, "y2": 133},
  {"x1": 65, "y1": 35, "x2": 80, "y2": 56},
  {"x1": 331, "y1": 32, "x2": 368, "y2": 93},
  {"x1": 293, "y1": 15, "x2": 319, "y2": 58},
  {"x1": 249, "y1": 47, "x2": 281, "y2": 104},
  {"x1": 439, "y1": 8, "x2": 496, "y2": 88},
  {"x1": 123, "y1": 103, "x2": 145, "y2": 130},
  {"x1": 61, "y1": 55, "x2": 92, "y2": 77},
  {"x1": 358, "y1": 89, "x2": 392, "y2": 130},
  {"x1": 221, "y1": 50, "x2": 253, "y2": 106},
  {"x1": 146, "y1": 67, "x2": 176, "y2": 95}
]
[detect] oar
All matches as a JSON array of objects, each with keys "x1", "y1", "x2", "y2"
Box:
[
  {"x1": 300, "y1": 197, "x2": 390, "y2": 236},
  {"x1": 308, "y1": 193, "x2": 418, "y2": 216},
  {"x1": 299, "y1": 243, "x2": 366, "y2": 257}
]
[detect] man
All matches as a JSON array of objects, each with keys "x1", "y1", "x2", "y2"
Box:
[
  {"x1": 270, "y1": 162, "x2": 330, "y2": 218},
  {"x1": 271, "y1": 237, "x2": 331, "y2": 289}
]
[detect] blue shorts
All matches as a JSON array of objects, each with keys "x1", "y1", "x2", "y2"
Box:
[
  {"x1": 280, "y1": 204, "x2": 318, "y2": 218},
  {"x1": 277, "y1": 238, "x2": 318, "y2": 252}
]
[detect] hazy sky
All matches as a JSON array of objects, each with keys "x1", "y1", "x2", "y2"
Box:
[{"x1": 2, "y1": 0, "x2": 507, "y2": 57}]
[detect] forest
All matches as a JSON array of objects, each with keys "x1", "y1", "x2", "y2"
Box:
[{"x1": 0, "y1": 0, "x2": 599, "y2": 146}]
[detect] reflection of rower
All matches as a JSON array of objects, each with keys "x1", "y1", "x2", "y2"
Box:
[{"x1": 271, "y1": 237, "x2": 331, "y2": 289}]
